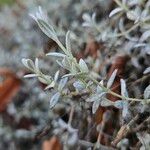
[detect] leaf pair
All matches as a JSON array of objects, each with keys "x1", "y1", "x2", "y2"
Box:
[{"x1": 22, "y1": 58, "x2": 53, "y2": 85}]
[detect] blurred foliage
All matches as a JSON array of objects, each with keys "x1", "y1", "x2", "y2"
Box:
[{"x1": 0, "y1": 0, "x2": 14, "y2": 6}]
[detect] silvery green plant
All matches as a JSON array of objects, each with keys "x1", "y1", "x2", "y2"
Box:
[
  {"x1": 22, "y1": 6, "x2": 150, "y2": 116},
  {"x1": 109, "y1": 0, "x2": 150, "y2": 41},
  {"x1": 53, "y1": 118, "x2": 78, "y2": 146},
  {"x1": 82, "y1": 0, "x2": 150, "y2": 55}
]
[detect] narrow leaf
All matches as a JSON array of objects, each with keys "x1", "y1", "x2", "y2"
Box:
[
  {"x1": 96, "y1": 80, "x2": 104, "y2": 93},
  {"x1": 37, "y1": 19, "x2": 56, "y2": 40},
  {"x1": 114, "y1": 100, "x2": 124, "y2": 109},
  {"x1": 24, "y1": 74, "x2": 38, "y2": 78},
  {"x1": 62, "y1": 73, "x2": 74, "y2": 78},
  {"x1": 65, "y1": 31, "x2": 72, "y2": 56},
  {"x1": 58, "y1": 77, "x2": 68, "y2": 91},
  {"x1": 109, "y1": 7, "x2": 123, "y2": 18},
  {"x1": 82, "y1": 22, "x2": 91, "y2": 27},
  {"x1": 79, "y1": 59, "x2": 89, "y2": 73},
  {"x1": 92, "y1": 100, "x2": 100, "y2": 114},
  {"x1": 82, "y1": 13, "x2": 91, "y2": 22},
  {"x1": 122, "y1": 101, "x2": 129, "y2": 118},
  {"x1": 35, "y1": 58, "x2": 39, "y2": 72},
  {"x1": 73, "y1": 80, "x2": 85, "y2": 91},
  {"x1": 107, "y1": 69, "x2": 117, "y2": 88},
  {"x1": 144, "y1": 85, "x2": 150, "y2": 99},
  {"x1": 46, "y1": 52, "x2": 66, "y2": 57},
  {"x1": 143, "y1": 67, "x2": 150, "y2": 74},
  {"x1": 22, "y1": 58, "x2": 29, "y2": 68},
  {"x1": 126, "y1": 10, "x2": 138, "y2": 21},
  {"x1": 54, "y1": 70, "x2": 59, "y2": 82},
  {"x1": 38, "y1": 77, "x2": 48, "y2": 84},
  {"x1": 134, "y1": 43, "x2": 146, "y2": 48},
  {"x1": 50, "y1": 92, "x2": 61, "y2": 108},
  {"x1": 92, "y1": 13, "x2": 96, "y2": 21},
  {"x1": 71, "y1": 63, "x2": 78, "y2": 74},
  {"x1": 140, "y1": 30, "x2": 150, "y2": 42},
  {"x1": 62, "y1": 56, "x2": 71, "y2": 69},
  {"x1": 56, "y1": 60, "x2": 64, "y2": 68},
  {"x1": 38, "y1": 75, "x2": 51, "y2": 84},
  {"x1": 22, "y1": 58, "x2": 34, "y2": 70},
  {"x1": 120, "y1": 79, "x2": 128, "y2": 97}
]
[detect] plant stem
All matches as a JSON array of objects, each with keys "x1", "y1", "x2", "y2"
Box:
[
  {"x1": 68, "y1": 104, "x2": 75, "y2": 125},
  {"x1": 89, "y1": 76, "x2": 150, "y2": 102},
  {"x1": 109, "y1": 22, "x2": 140, "y2": 38}
]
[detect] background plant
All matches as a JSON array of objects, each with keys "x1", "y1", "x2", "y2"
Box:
[
  {"x1": 0, "y1": 0, "x2": 150, "y2": 149},
  {"x1": 23, "y1": 3, "x2": 150, "y2": 149}
]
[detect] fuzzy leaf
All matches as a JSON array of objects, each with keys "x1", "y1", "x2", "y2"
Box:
[
  {"x1": 22, "y1": 58, "x2": 29, "y2": 68},
  {"x1": 144, "y1": 85, "x2": 150, "y2": 99},
  {"x1": 62, "y1": 73, "x2": 74, "y2": 78},
  {"x1": 35, "y1": 58, "x2": 39, "y2": 72},
  {"x1": 109, "y1": 7, "x2": 123, "y2": 18},
  {"x1": 37, "y1": 19, "x2": 56, "y2": 41},
  {"x1": 79, "y1": 59, "x2": 89, "y2": 73},
  {"x1": 122, "y1": 101, "x2": 129, "y2": 118},
  {"x1": 134, "y1": 43, "x2": 146, "y2": 48},
  {"x1": 140, "y1": 30, "x2": 150, "y2": 42},
  {"x1": 92, "y1": 100, "x2": 100, "y2": 114},
  {"x1": 62, "y1": 56, "x2": 71, "y2": 69},
  {"x1": 46, "y1": 52, "x2": 66, "y2": 57},
  {"x1": 38, "y1": 75, "x2": 51, "y2": 84},
  {"x1": 143, "y1": 67, "x2": 150, "y2": 74},
  {"x1": 92, "y1": 13, "x2": 96, "y2": 21},
  {"x1": 58, "y1": 77, "x2": 68, "y2": 91},
  {"x1": 126, "y1": 11, "x2": 138, "y2": 21},
  {"x1": 71, "y1": 62, "x2": 78, "y2": 74},
  {"x1": 56, "y1": 60, "x2": 64, "y2": 68},
  {"x1": 82, "y1": 13, "x2": 91, "y2": 22},
  {"x1": 82, "y1": 22, "x2": 91, "y2": 27},
  {"x1": 73, "y1": 80, "x2": 85, "y2": 91},
  {"x1": 22, "y1": 58, "x2": 34, "y2": 70},
  {"x1": 54, "y1": 70, "x2": 59, "y2": 82},
  {"x1": 50, "y1": 92, "x2": 61, "y2": 108},
  {"x1": 65, "y1": 31, "x2": 72, "y2": 56},
  {"x1": 24, "y1": 74, "x2": 38, "y2": 78},
  {"x1": 114, "y1": 100, "x2": 124, "y2": 109},
  {"x1": 107, "y1": 69, "x2": 117, "y2": 88},
  {"x1": 96, "y1": 80, "x2": 104, "y2": 93},
  {"x1": 67, "y1": 132, "x2": 78, "y2": 146},
  {"x1": 120, "y1": 79, "x2": 128, "y2": 97},
  {"x1": 38, "y1": 77, "x2": 48, "y2": 84},
  {"x1": 86, "y1": 81, "x2": 93, "y2": 88},
  {"x1": 98, "y1": 92, "x2": 106, "y2": 99}
]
